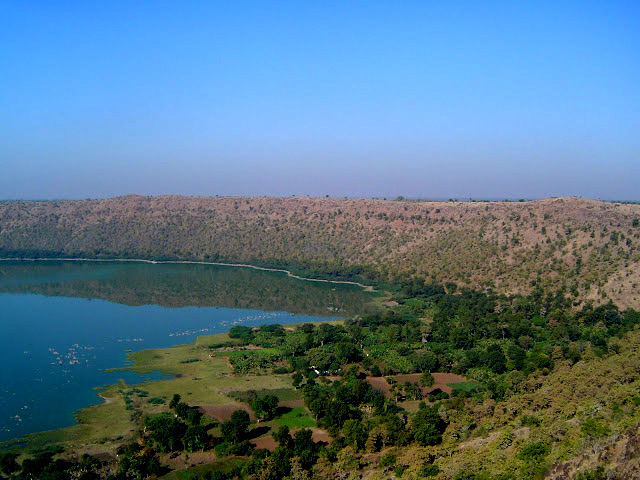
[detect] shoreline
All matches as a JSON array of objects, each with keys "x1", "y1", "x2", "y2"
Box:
[
  {"x1": 0, "y1": 258, "x2": 376, "y2": 445},
  {"x1": 0, "y1": 319, "x2": 346, "y2": 447},
  {"x1": 0, "y1": 257, "x2": 376, "y2": 292}
]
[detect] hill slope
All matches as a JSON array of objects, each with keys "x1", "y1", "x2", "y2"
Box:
[{"x1": 1, "y1": 196, "x2": 639, "y2": 307}]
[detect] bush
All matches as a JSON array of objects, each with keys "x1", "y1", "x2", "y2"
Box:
[
  {"x1": 420, "y1": 464, "x2": 440, "y2": 477},
  {"x1": 413, "y1": 404, "x2": 447, "y2": 446},
  {"x1": 214, "y1": 442, "x2": 231, "y2": 456},
  {"x1": 379, "y1": 453, "x2": 397, "y2": 468},
  {"x1": 581, "y1": 418, "x2": 610, "y2": 440},
  {"x1": 229, "y1": 326, "x2": 254, "y2": 342},
  {"x1": 394, "y1": 465, "x2": 407, "y2": 477},
  {"x1": 576, "y1": 466, "x2": 606, "y2": 480},
  {"x1": 517, "y1": 441, "x2": 550, "y2": 462},
  {"x1": 520, "y1": 415, "x2": 541, "y2": 427},
  {"x1": 420, "y1": 372, "x2": 435, "y2": 387}
]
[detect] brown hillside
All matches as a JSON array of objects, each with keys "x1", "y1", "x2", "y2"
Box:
[{"x1": 0, "y1": 196, "x2": 639, "y2": 307}]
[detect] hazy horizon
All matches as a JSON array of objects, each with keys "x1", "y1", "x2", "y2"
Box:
[
  {"x1": 2, "y1": 1, "x2": 638, "y2": 201},
  {"x1": 3, "y1": 194, "x2": 639, "y2": 205}
]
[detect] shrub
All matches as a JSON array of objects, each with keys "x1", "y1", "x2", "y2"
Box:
[
  {"x1": 517, "y1": 442, "x2": 550, "y2": 462},
  {"x1": 394, "y1": 465, "x2": 407, "y2": 477},
  {"x1": 420, "y1": 464, "x2": 440, "y2": 477},
  {"x1": 379, "y1": 453, "x2": 397, "y2": 468},
  {"x1": 520, "y1": 415, "x2": 541, "y2": 427},
  {"x1": 581, "y1": 418, "x2": 610, "y2": 440},
  {"x1": 576, "y1": 466, "x2": 606, "y2": 480},
  {"x1": 420, "y1": 372, "x2": 435, "y2": 387}
]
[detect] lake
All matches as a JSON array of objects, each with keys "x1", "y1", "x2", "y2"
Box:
[{"x1": 0, "y1": 260, "x2": 376, "y2": 442}]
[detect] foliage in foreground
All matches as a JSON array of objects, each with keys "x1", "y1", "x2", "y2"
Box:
[{"x1": 4, "y1": 282, "x2": 640, "y2": 479}]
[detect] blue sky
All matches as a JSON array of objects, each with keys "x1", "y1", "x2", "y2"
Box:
[{"x1": 1, "y1": 1, "x2": 638, "y2": 200}]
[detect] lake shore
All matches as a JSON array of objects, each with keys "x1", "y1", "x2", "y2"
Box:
[
  {"x1": 0, "y1": 259, "x2": 380, "y2": 445},
  {"x1": 9, "y1": 325, "x2": 335, "y2": 451},
  {"x1": 0, "y1": 257, "x2": 376, "y2": 292}
]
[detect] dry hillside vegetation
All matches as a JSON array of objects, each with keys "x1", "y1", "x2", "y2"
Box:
[
  {"x1": 327, "y1": 328, "x2": 640, "y2": 480},
  {"x1": 1, "y1": 196, "x2": 639, "y2": 307}
]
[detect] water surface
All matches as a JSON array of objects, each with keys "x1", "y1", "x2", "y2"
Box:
[{"x1": 0, "y1": 260, "x2": 375, "y2": 441}]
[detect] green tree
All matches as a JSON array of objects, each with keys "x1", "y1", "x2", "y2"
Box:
[
  {"x1": 220, "y1": 410, "x2": 251, "y2": 443},
  {"x1": 507, "y1": 344, "x2": 527, "y2": 370},
  {"x1": 342, "y1": 419, "x2": 368, "y2": 451},
  {"x1": 411, "y1": 351, "x2": 438, "y2": 372},
  {"x1": 273, "y1": 425, "x2": 294, "y2": 449},
  {"x1": 229, "y1": 325, "x2": 254, "y2": 342},
  {"x1": 379, "y1": 453, "x2": 396, "y2": 468},
  {"x1": 183, "y1": 425, "x2": 210, "y2": 452},
  {"x1": 517, "y1": 442, "x2": 550, "y2": 479},
  {"x1": 412, "y1": 404, "x2": 447, "y2": 446},
  {"x1": 251, "y1": 394, "x2": 279, "y2": 421},
  {"x1": 485, "y1": 344, "x2": 507, "y2": 374},
  {"x1": 292, "y1": 371, "x2": 304, "y2": 387},
  {"x1": 420, "y1": 372, "x2": 435, "y2": 387},
  {"x1": 169, "y1": 393, "x2": 181, "y2": 409},
  {"x1": 0, "y1": 451, "x2": 20, "y2": 476}
]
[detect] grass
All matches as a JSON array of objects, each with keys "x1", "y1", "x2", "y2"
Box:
[
  {"x1": 20, "y1": 332, "x2": 301, "y2": 451},
  {"x1": 448, "y1": 381, "x2": 483, "y2": 394},
  {"x1": 273, "y1": 407, "x2": 316, "y2": 429},
  {"x1": 214, "y1": 348, "x2": 279, "y2": 358}
]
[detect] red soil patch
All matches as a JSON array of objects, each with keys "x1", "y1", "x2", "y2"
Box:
[
  {"x1": 428, "y1": 373, "x2": 468, "y2": 394},
  {"x1": 366, "y1": 373, "x2": 468, "y2": 397},
  {"x1": 432, "y1": 372, "x2": 467, "y2": 384},
  {"x1": 160, "y1": 451, "x2": 218, "y2": 470},
  {"x1": 251, "y1": 428, "x2": 331, "y2": 451},
  {"x1": 309, "y1": 428, "x2": 331, "y2": 444},
  {"x1": 199, "y1": 404, "x2": 254, "y2": 421},
  {"x1": 252, "y1": 436, "x2": 278, "y2": 451},
  {"x1": 365, "y1": 377, "x2": 392, "y2": 396},
  {"x1": 393, "y1": 373, "x2": 422, "y2": 384}
]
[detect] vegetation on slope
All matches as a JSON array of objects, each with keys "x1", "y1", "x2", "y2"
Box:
[{"x1": 1, "y1": 196, "x2": 639, "y2": 307}]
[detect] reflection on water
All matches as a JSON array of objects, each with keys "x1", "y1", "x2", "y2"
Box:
[
  {"x1": 0, "y1": 260, "x2": 377, "y2": 442},
  {"x1": 0, "y1": 260, "x2": 377, "y2": 316}
]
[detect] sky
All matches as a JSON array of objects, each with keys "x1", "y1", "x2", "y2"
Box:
[{"x1": 1, "y1": 1, "x2": 639, "y2": 200}]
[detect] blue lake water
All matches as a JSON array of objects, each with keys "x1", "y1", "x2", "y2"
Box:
[{"x1": 0, "y1": 261, "x2": 375, "y2": 441}]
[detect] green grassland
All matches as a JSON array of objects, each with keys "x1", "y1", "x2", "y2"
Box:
[
  {"x1": 17, "y1": 331, "x2": 316, "y2": 454},
  {"x1": 273, "y1": 407, "x2": 316, "y2": 429}
]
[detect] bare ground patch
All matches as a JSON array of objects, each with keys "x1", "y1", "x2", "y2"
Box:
[
  {"x1": 252, "y1": 436, "x2": 278, "y2": 451},
  {"x1": 251, "y1": 427, "x2": 330, "y2": 452},
  {"x1": 365, "y1": 377, "x2": 392, "y2": 396},
  {"x1": 199, "y1": 404, "x2": 254, "y2": 422},
  {"x1": 367, "y1": 373, "x2": 468, "y2": 397},
  {"x1": 160, "y1": 451, "x2": 219, "y2": 471}
]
